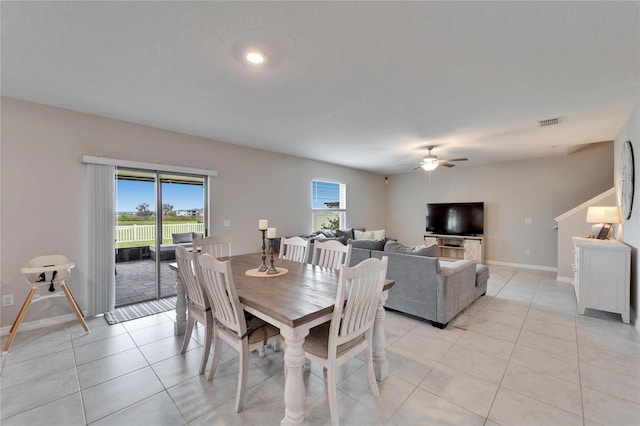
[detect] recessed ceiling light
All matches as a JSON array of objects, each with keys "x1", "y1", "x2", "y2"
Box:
[{"x1": 246, "y1": 50, "x2": 266, "y2": 65}]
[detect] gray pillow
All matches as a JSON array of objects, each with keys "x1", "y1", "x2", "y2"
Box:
[
  {"x1": 347, "y1": 238, "x2": 386, "y2": 251},
  {"x1": 192, "y1": 232, "x2": 204, "y2": 241},
  {"x1": 172, "y1": 232, "x2": 193, "y2": 244},
  {"x1": 335, "y1": 228, "x2": 354, "y2": 240}
]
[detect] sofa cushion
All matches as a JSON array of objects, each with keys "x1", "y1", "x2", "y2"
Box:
[
  {"x1": 347, "y1": 238, "x2": 386, "y2": 251},
  {"x1": 192, "y1": 232, "x2": 204, "y2": 241},
  {"x1": 172, "y1": 232, "x2": 194, "y2": 244}
]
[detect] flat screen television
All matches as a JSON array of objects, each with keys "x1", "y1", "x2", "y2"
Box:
[{"x1": 426, "y1": 202, "x2": 484, "y2": 236}]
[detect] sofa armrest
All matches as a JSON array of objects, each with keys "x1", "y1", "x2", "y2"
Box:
[{"x1": 439, "y1": 259, "x2": 475, "y2": 276}]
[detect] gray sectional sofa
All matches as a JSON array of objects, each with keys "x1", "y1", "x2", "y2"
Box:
[{"x1": 344, "y1": 240, "x2": 489, "y2": 328}]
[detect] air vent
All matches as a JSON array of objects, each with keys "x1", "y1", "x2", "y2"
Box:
[{"x1": 538, "y1": 117, "x2": 560, "y2": 127}]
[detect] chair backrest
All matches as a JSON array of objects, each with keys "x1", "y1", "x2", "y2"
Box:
[
  {"x1": 176, "y1": 246, "x2": 209, "y2": 311},
  {"x1": 311, "y1": 240, "x2": 352, "y2": 269},
  {"x1": 279, "y1": 237, "x2": 310, "y2": 263},
  {"x1": 198, "y1": 253, "x2": 246, "y2": 338},
  {"x1": 329, "y1": 256, "x2": 388, "y2": 353},
  {"x1": 193, "y1": 235, "x2": 232, "y2": 258}
]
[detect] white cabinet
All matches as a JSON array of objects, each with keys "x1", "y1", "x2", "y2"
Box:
[
  {"x1": 572, "y1": 237, "x2": 630, "y2": 323},
  {"x1": 424, "y1": 234, "x2": 485, "y2": 263}
]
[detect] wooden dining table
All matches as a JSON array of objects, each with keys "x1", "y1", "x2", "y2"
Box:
[{"x1": 171, "y1": 252, "x2": 395, "y2": 425}]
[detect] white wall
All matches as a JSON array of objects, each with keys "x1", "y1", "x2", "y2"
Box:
[
  {"x1": 614, "y1": 101, "x2": 640, "y2": 330},
  {"x1": 0, "y1": 98, "x2": 386, "y2": 327},
  {"x1": 385, "y1": 142, "x2": 614, "y2": 269}
]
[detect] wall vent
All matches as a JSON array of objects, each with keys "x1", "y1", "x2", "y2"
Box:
[{"x1": 538, "y1": 117, "x2": 560, "y2": 127}]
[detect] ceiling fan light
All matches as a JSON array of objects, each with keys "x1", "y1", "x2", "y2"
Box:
[{"x1": 421, "y1": 162, "x2": 439, "y2": 171}]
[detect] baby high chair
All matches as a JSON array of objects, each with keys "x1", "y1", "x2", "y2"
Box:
[{"x1": 3, "y1": 255, "x2": 90, "y2": 352}]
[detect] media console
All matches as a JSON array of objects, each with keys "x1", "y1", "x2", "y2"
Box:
[{"x1": 424, "y1": 234, "x2": 485, "y2": 263}]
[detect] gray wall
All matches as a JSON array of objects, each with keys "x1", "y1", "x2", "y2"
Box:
[
  {"x1": 385, "y1": 142, "x2": 614, "y2": 269},
  {"x1": 0, "y1": 98, "x2": 386, "y2": 327}
]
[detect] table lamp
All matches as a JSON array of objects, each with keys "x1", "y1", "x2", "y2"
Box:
[{"x1": 586, "y1": 206, "x2": 620, "y2": 239}]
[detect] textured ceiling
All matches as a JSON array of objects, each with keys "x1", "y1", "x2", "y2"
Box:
[{"x1": 2, "y1": 1, "x2": 639, "y2": 174}]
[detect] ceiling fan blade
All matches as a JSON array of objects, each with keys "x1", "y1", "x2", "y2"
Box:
[
  {"x1": 443, "y1": 158, "x2": 468, "y2": 162},
  {"x1": 439, "y1": 162, "x2": 456, "y2": 168}
]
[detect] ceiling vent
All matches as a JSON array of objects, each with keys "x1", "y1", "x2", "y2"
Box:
[{"x1": 538, "y1": 117, "x2": 560, "y2": 127}]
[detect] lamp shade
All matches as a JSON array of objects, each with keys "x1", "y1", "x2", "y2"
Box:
[
  {"x1": 586, "y1": 206, "x2": 620, "y2": 224},
  {"x1": 421, "y1": 159, "x2": 439, "y2": 171}
]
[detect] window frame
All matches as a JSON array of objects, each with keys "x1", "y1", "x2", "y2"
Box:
[{"x1": 311, "y1": 179, "x2": 346, "y2": 231}]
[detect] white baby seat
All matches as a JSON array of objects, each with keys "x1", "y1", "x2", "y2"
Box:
[{"x1": 3, "y1": 255, "x2": 90, "y2": 352}]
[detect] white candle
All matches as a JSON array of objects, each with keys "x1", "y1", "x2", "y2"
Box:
[
  {"x1": 259, "y1": 219, "x2": 268, "y2": 230},
  {"x1": 267, "y1": 227, "x2": 276, "y2": 239}
]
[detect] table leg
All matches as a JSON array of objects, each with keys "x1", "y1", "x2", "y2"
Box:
[
  {"x1": 281, "y1": 327, "x2": 308, "y2": 426},
  {"x1": 174, "y1": 270, "x2": 187, "y2": 335},
  {"x1": 372, "y1": 290, "x2": 389, "y2": 381}
]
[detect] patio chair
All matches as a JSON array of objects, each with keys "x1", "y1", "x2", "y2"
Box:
[
  {"x1": 176, "y1": 246, "x2": 213, "y2": 374},
  {"x1": 303, "y1": 256, "x2": 388, "y2": 426},
  {"x1": 311, "y1": 239, "x2": 352, "y2": 269},
  {"x1": 193, "y1": 235, "x2": 231, "y2": 258},
  {"x1": 198, "y1": 253, "x2": 281, "y2": 412},
  {"x1": 3, "y1": 255, "x2": 89, "y2": 352},
  {"x1": 279, "y1": 236, "x2": 310, "y2": 263}
]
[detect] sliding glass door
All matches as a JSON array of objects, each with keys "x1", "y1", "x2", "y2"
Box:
[{"x1": 115, "y1": 169, "x2": 207, "y2": 306}]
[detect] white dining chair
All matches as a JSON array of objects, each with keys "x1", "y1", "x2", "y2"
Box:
[
  {"x1": 193, "y1": 235, "x2": 231, "y2": 258},
  {"x1": 303, "y1": 256, "x2": 388, "y2": 426},
  {"x1": 311, "y1": 239, "x2": 352, "y2": 269},
  {"x1": 4, "y1": 255, "x2": 89, "y2": 352},
  {"x1": 198, "y1": 253, "x2": 281, "y2": 413},
  {"x1": 279, "y1": 236, "x2": 310, "y2": 263},
  {"x1": 175, "y1": 246, "x2": 213, "y2": 375}
]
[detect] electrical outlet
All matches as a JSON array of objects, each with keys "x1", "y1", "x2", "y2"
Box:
[
  {"x1": 525, "y1": 249, "x2": 531, "y2": 256},
  {"x1": 525, "y1": 218, "x2": 533, "y2": 224},
  {"x1": 223, "y1": 219, "x2": 231, "y2": 227},
  {"x1": 2, "y1": 294, "x2": 14, "y2": 306}
]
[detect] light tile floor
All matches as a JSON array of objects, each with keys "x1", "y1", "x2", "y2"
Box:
[{"x1": 2, "y1": 266, "x2": 639, "y2": 425}]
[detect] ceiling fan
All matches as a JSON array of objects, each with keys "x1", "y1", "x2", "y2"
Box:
[{"x1": 414, "y1": 146, "x2": 468, "y2": 171}]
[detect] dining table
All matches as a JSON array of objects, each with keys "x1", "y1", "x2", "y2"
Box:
[{"x1": 171, "y1": 252, "x2": 395, "y2": 425}]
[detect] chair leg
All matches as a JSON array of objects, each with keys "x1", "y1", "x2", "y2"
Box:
[
  {"x1": 200, "y1": 316, "x2": 213, "y2": 375},
  {"x1": 180, "y1": 314, "x2": 195, "y2": 354},
  {"x1": 327, "y1": 365, "x2": 339, "y2": 426},
  {"x1": 364, "y1": 346, "x2": 380, "y2": 397},
  {"x1": 207, "y1": 329, "x2": 222, "y2": 381},
  {"x1": 235, "y1": 341, "x2": 249, "y2": 413},
  {"x1": 3, "y1": 288, "x2": 37, "y2": 352},
  {"x1": 60, "y1": 284, "x2": 89, "y2": 332}
]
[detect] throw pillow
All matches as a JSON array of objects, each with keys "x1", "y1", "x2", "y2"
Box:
[
  {"x1": 372, "y1": 229, "x2": 386, "y2": 240},
  {"x1": 355, "y1": 230, "x2": 375, "y2": 240},
  {"x1": 347, "y1": 238, "x2": 386, "y2": 251},
  {"x1": 192, "y1": 232, "x2": 204, "y2": 241},
  {"x1": 335, "y1": 228, "x2": 355, "y2": 241},
  {"x1": 384, "y1": 241, "x2": 438, "y2": 257}
]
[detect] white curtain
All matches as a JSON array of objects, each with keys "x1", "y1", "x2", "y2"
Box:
[{"x1": 86, "y1": 163, "x2": 115, "y2": 315}]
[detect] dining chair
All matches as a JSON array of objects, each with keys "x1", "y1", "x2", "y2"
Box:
[
  {"x1": 303, "y1": 256, "x2": 388, "y2": 426},
  {"x1": 279, "y1": 236, "x2": 310, "y2": 263},
  {"x1": 311, "y1": 239, "x2": 352, "y2": 269},
  {"x1": 3, "y1": 254, "x2": 90, "y2": 352},
  {"x1": 175, "y1": 246, "x2": 213, "y2": 375},
  {"x1": 193, "y1": 235, "x2": 232, "y2": 258},
  {"x1": 198, "y1": 253, "x2": 281, "y2": 413}
]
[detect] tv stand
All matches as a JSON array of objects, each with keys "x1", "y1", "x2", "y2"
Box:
[{"x1": 424, "y1": 234, "x2": 485, "y2": 263}]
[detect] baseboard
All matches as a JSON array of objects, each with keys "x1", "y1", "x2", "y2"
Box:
[
  {"x1": 0, "y1": 313, "x2": 78, "y2": 337},
  {"x1": 556, "y1": 276, "x2": 574, "y2": 284},
  {"x1": 486, "y1": 260, "x2": 558, "y2": 273}
]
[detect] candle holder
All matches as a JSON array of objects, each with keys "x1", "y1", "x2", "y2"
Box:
[
  {"x1": 258, "y1": 229, "x2": 268, "y2": 272},
  {"x1": 265, "y1": 238, "x2": 279, "y2": 275}
]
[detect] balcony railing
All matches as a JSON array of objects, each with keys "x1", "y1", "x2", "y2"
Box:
[{"x1": 116, "y1": 223, "x2": 204, "y2": 243}]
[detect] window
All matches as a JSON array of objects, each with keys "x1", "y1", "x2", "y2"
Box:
[{"x1": 312, "y1": 180, "x2": 346, "y2": 231}]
